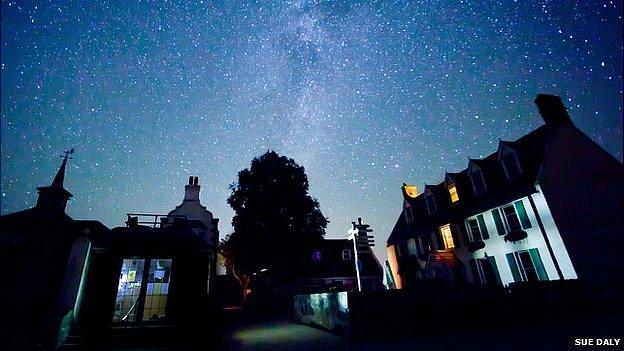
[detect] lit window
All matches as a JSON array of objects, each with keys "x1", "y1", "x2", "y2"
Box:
[
  {"x1": 113, "y1": 258, "x2": 145, "y2": 323},
  {"x1": 142, "y1": 259, "x2": 172, "y2": 322},
  {"x1": 342, "y1": 249, "x2": 352, "y2": 261},
  {"x1": 439, "y1": 224, "x2": 455, "y2": 249},
  {"x1": 113, "y1": 258, "x2": 172, "y2": 323},
  {"x1": 448, "y1": 183, "x2": 459, "y2": 203}
]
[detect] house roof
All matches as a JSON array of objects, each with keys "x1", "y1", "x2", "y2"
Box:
[
  {"x1": 303, "y1": 238, "x2": 383, "y2": 279},
  {"x1": 388, "y1": 125, "x2": 552, "y2": 246},
  {"x1": 94, "y1": 224, "x2": 210, "y2": 251}
]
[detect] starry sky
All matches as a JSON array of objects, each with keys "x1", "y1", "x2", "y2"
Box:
[{"x1": 1, "y1": 1, "x2": 622, "y2": 261}]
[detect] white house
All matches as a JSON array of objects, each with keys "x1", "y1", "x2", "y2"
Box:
[
  {"x1": 386, "y1": 94, "x2": 622, "y2": 298},
  {"x1": 166, "y1": 176, "x2": 220, "y2": 292}
]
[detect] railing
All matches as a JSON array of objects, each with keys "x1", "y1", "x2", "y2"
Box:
[{"x1": 125, "y1": 213, "x2": 187, "y2": 228}]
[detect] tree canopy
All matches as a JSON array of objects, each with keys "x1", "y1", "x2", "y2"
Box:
[{"x1": 220, "y1": 151, "x2": 328, "y2": 288}]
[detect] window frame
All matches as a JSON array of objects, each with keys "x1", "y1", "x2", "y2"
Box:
[
  {"x1": 341, "y1": 249, "x2": 352, "y2": 261},
  {"x1": 469, "y1": 168, "x2": 487, "y2": 195},
  {"x1": 448, "y1": 182, "x2": 459, "y2": 204},
  {"x1": 438, "y1": 224, "x2": 455, "y2": 249},
  {"x1": 473, "y1": 257, "x2": 501, "y2": 286},
  {"x1": 425, "y1": 191, "x2": 437, "y2": 215},
  {"x1": 500, "y1": 147, "x2": 522, "y2": 180},
  {"x1": 507, "y1": 249, "x2": 546, "y2": 282},
  {"x1": 465, "y1": 214, "x2": 489, "y2": 242}
]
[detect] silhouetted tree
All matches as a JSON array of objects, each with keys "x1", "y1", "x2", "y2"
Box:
[{"x1": 220, "y1": 151, "x2": 328, "y2": 295}]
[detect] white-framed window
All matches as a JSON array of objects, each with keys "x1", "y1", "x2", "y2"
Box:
[
  {"x1": 465, "y1": 214, "x2": 489, "y2": 241},
  {"x1": 438, "y1": 224, "x2": 455, "y2": 249},
  {"x1": 448, "y1": 182, "x2": 459, "y2": 203},
  {"x1": 425, "y1": 191, "x2": 437, "y2": 215},
  {"x1": 470, "y1": 256, "x2": 501, "y2": 286},
  {"x1": 500, "y1": 200, "x2": 532, "y2": 232},
  {"x1": 505, "y1": 249, "x2": 547, "y2": 282},
  {"x1": 341, "y1": 249, "x2": 352, "y2": 261}
]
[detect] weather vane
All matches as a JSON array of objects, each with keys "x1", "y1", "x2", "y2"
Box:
[{"x1": 60, "y1": 148, "x2": 75, "y2": 160}]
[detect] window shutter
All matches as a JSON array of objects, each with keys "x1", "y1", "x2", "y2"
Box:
[
  {"x1": 477, "y1": 215, "x2": 489, "y2": 239},
  {"x1": 469, "y1": 259, "x2": 480, "y2": 284},
  {"x1": 505, "y1": 253, "x2": 521, "y2": 283},
  {"x1": 487, "y1": 256, "x2": 502, "y2": 286},
  {"x1": 491, "y1": 209, "x2": 506, "y2": 235},
  {"x1": 514, "y1": 200, "x2": 532, "y2": 229},
  {"x1": 529, "y1": 248, "x2": 548, "y2": 281}
]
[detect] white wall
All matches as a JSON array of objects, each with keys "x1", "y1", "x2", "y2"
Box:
[{"x1": 455, "y1": 192, "x2": 577, "y2": 286}]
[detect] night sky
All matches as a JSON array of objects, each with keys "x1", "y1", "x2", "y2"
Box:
[{"x1": 2, "y1": 1, "x2": 622, "y2": 261}]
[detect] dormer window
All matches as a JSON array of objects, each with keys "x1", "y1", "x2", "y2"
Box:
[
  {"x1": 425, "y1": 190, "x2": 437, "y2": 215},
  {"x1": 468, "y1": 163, "x2": 486, "y2": 195},
  {"x1": 502, "y1": 153, "x2": 521, "y2": 180},
  {"x1": 499, "y1": 143, "x2": 522, "y2": 180},
  {"x1": 448, "y1": 183, "x2": 459, "y2": 203}
]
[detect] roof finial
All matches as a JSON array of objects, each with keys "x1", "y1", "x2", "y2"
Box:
[
  {"x1": 61, "y1": 148, "x2": 74, "y2": 161},
  {"x1": 51, "y1": 148, "x2": 74, "y2": 188}
]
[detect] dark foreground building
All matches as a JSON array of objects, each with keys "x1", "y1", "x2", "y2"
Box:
[
  {"x1": 0, "y1": 153, "x2": 109, "y2": 349},
  {"x1": 1, "y1": 156, "x2": 220, "y2": 349},
  {"x1": 71, "y1": 214, "x2": 218, "y2": 349}
]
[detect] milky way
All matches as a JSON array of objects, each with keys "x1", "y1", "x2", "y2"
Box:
[{"x1": 1, "y1": 1, "x2": 622, "y2": 261}]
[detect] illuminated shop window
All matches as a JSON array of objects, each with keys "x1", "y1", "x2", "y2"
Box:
[
  {"x1": 142, "y1": 259, "x2": 172, "y2": 321},
  {"x1": 112, "y1": 257, "x2": 173, "y2": 323},
  {"x1": 113, "y1": 258, "x2": 145, "y2": 323}
]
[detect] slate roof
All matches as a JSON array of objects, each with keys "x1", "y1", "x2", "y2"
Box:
[{"x1": 387, "y1": 125, "x2": 552, "y2": 246}]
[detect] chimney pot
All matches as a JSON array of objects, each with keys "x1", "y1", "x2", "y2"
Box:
[
  {"x1": 194, "y1": 176, "x2": 199, "y2": 186},
  {"x1": 188, "y1": 176, "x2": 193, "y2": 185},
  {"x1": 534, "y1": 94, "x2": 572, "y2": 126}
]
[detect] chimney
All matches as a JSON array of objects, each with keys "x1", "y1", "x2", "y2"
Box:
[
  {"x1": 534, "y1": 94, "x2": 572, "y2": 126},
  {"x1": 184, "y1": 175, "x2": 200, "y2": 201}
]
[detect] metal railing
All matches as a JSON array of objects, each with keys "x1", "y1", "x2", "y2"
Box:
[{"x1": 125, "y1": 213, "x2": 187, "y2": 228}]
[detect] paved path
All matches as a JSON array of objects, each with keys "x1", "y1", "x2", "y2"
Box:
[
  {"x1": 119, "y1": 309, "x2": 622, "y2": 350},
  {"x1": 218, "y1": 311, "x2": 623, "y2": 351}
]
